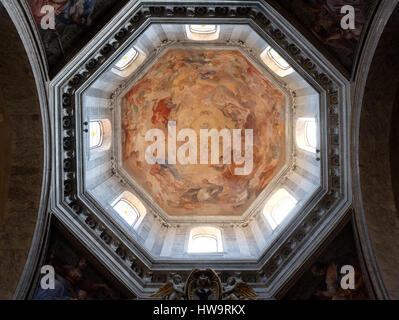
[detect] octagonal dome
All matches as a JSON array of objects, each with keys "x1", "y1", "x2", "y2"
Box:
[
  {"x1": 121, "y1": 49, "x2": 287, "y2": 216},
  {"x1": 48, "y1": 0, "x2": 351, "y2": 298},
  {"x1": 76, "y1": 21, "x2": 324, "y2": 263}
]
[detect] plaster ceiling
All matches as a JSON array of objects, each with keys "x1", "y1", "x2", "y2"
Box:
[{"x1": 121, "y1": 49, "x2": 286, "y2": 216}]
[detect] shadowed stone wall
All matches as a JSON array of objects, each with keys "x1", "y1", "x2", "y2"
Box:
[
  {"x1": 358, "y1": 4, "x2": 399, "y2": 299},
  {"x1": 390, "y1": 83, "x2": 399, "y2": 215},
  {"x1": 0, "y1": 4, "x2": 43, "y2": 299}
]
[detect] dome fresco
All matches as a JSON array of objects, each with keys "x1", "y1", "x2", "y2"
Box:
[
  {"x1": 121, "y1": 49, "x2": 286, "y2": 216},
  {"x1": 3, "y1": 0, "x2": 374, "y2": 300}
]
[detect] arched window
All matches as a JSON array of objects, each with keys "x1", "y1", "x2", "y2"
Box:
[
  {"x1": 112, "y1": 47, "x2": 146, "y2": 78},
  {"x1": 296, "y1": 118, "x2": 317, "y2": 153},
  {"x1": 113, "y1": 199, "x2": 139, "y2": 226},
  {"x1": 115, "y1": 47, "x2": 138, "y2": 71},
  {"x1": 191, "y1": 235, "x2": 218, "y2": 253},
  {"x1": 188, "y1": 227, "x2": 223, "y2": 253},
  {"x1": 186, "y1": 25, "x2": 220, "y2": 41},
  {"x1": 189, "y1": 25, "x2": 217, "y2": 34},
  {"x1": 305, "y1": 120, "x2": 317, "y2": 148},
  {"x1": 268, "y1": 48, "x2": 291, "y2": 70},
  {"x1": 89, "y1": 121, "x2": 103, "y2": 149},
  {"x1": 260, "y1": 46, "x2": 294, "y2": 77},
  {"x1": 111, "y1": 191, "x2": 146, "y2": 228},
  {"x1": 263, "y1": 189, "x2": 298, "y2": 230},
  {"x1": 87, "y1": 119, "x2": 112, "y2": 153}
]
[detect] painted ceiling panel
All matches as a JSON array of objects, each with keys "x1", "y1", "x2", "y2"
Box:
[{"x1": 122, "y1": 49, "x2": 286, "y2": 216}]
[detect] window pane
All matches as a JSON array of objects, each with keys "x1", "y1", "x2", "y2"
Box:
[
  {"x1": 267, "y1": 48, "x2": 291, "y2": 70},
  {"x1": 189, "y1": 25, "x2": 217, "y2": 34},
  {"x1": 113, "y1": 199, "x2": 139, "y2": 226},
  {"x1": 89, "y1": 121, "x2": 103, "y2": 148},
  {"x1": 115, "y1": 47, "x2": 138, "y2": 70},
  {"x1": 296, "y1": 118, "x2": 317, "y2": 153},
  {"x1": 305, "y1": 120, "x2": 317, "y2": 149},
  {"x1": 264, "y1": 189, "x2": 298, "y2": 230},
  {"x1": 271, "y1": 197, "x2": 297, "y2": 225},
  {"x1": 190, "y1": 235, "x2": 218, "y2": 253}
]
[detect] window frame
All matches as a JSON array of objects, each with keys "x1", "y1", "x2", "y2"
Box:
[
  {"x1": 267, "y1": 48, "x2": 291, "y2": 71},
  {"x1": 190, "y1": 234, "x2": 219, "y2": 253},
  {"x1": 305, "y1": 120, "x2": 317, "y2": 149},
  {"x1": 260, "y1": 46, "x2": 294, "y2": 77},
  {"x1": 263, "y1": 189, "x2": 298, "y2": 230},
  {"x1": 188, "y1": 24, "x2": 218, "y2": 34},
  {"x1": 115, "y1": 47, "x2": 139, "y2": 71},
  {"x1": 296, "y1": 117, "x2": 318, "y2": 153},
  {"x1": 185, "y1": 24, "x2": 220, "y2": 41},
  {"x1": 187, "y1": 227, "x2": 223, "y2": 254},
  {"x1": 89, "y1": 120, "x2": 104, "y2": 149},
  {"x1": 112, "y1": 198, "x2": 140, "y2": 227}
]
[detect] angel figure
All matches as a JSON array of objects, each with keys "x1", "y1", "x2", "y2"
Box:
[
  {"x1": 222, "y1": 277, "x2": 258, "y2": 300},
  {"x1": 150, "y1": 274, "x2": 185, "y2": 300}
]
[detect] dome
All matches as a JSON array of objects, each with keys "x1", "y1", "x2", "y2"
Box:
[{"x1": 47, "y1": 2, "x2": 349, "y2": 299}]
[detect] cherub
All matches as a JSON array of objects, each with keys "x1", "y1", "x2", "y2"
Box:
[
  {"x1": 151, "y1": 274, "x2": 185, "y2": 300},
  {"x1": 222, "y1": 277, "x2": 258, "y2": 300}
]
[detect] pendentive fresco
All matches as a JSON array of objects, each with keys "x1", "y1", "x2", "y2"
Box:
[{"x1": 272, "y1": 0, "x2": 376, "y2": 72}]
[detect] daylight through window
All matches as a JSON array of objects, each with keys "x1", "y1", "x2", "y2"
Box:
[
  {"x1": 115, "y1": 47, "x2": 138, "y2": 71},
  {"x1": 89, "y1": 121, "x2": 103, "y2": 149},
  {"x1": 113, "y1": 199, "x2": 139, "y2": 226},
  {"x1": 264, "y1": 189, "x2": 298, "y2": 230}
]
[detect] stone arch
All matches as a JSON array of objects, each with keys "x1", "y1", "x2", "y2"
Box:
[
  {"x1": 0, "y1": 4, "x2": 47, "y2": 299},
  {"x1": 352, "y1": 1, "x2": 399, "y2": 300}
]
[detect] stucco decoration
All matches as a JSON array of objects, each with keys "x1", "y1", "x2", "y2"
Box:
[{"x1": 150, "y1": 268, "x2": 257, "y2": 300}]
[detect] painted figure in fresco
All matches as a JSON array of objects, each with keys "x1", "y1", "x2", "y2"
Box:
[
  {"x1": 311, "y1": 260, "x2": 367, "y2": 300},
  {"x1": 34, "y1": 254, "x2": 109, "y2": 300},
  {"x1": 29, "y1": 0, "x2": 95, "y2": 26},
  {"x1": 199, "y1": 71, "x2": 216, "y2": 80},
  {"x1": 180, "y1": 180, "x2": 223, "y2": 205},
  {"x1": 57, "y1": 0, "x2": 96, "y2": 26},
  {"x1": 148, "y1": 155, "x2": 181, "y2": 180},
  {"x1": 29, "y1": 0, "x2": 69, "y2": 25},
  {"x1": 221, "y1": 103, "x2": 250, "y2": 128},
  {"x1": 28, "y1": 0, "x2": 96, "y2": 65},
  {"x1": 294, "y1": 0, "x2": 369, "y2": 40},
  {"x1": 309, "y1": 0, "x2": 368, "y2": 44},
  {"x1": 151, "y1": 98, "x2": 175, "y2": 127},
  {"x1": 277, "y1": 0, "x2": 373, "y2": 69}
]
